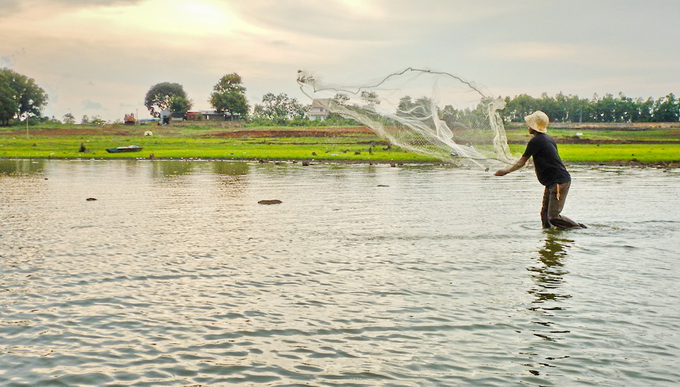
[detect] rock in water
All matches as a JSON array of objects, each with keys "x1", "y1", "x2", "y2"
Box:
[{"x1": 258, "y1": 199, "x2": 282, "y2": 205}]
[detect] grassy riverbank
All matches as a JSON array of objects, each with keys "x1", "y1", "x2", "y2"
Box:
[
  {"x1": 505, "y1": 122, "x2": 680, "y2": 165},
  {"x1": 0, "y1": 124, "x2": 432, "y2": 162},
  {"x1": 1, "y1": 122, "x2": 679, "y2": 165}
]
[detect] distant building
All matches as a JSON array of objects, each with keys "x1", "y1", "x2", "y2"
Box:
[
  {"x1": 186, "y1": 112, "x2": 202, "y2": 121},
  {"x1": 159, "y1": 110, "x2": 187, "y2": 124},
  {"x1": 309, "y1": 98, "x2": 332, "y2": 121},
  {"x1": 187, "y1": 110, "x2": 241, "y2": 121}
]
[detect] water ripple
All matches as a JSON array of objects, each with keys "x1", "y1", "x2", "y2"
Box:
[{"x1": 1, "y1": 161, "x2": 679, "y2": 386}]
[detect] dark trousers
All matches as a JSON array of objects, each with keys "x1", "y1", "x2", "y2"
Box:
[{"x1": 541, "y1": 182, "x2": 581, "y2": 229}]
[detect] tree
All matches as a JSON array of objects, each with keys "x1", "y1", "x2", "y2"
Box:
[
  {"x1": 90, "y1": 115, "x2": 107, "y2": 125},
  {"x1": 565, "y1": 94, "x2": 590, "y2": 123},
  {"x1": 491, "y1": 91, "x2": 680, "y2": 123},
  {"x1": 652, "y1": 93, "x2": 679, "y2": 122},
  {"x1": 0, "y1": 73, "x2": 18, "y2": 126},
  {"x1": 332, "y1": 93, "x2": 350, "y2": 106},
  {"x1": 252, "y1": 93, "x2": 307, "y2": 124},
  {"x1": 63, "y1": 113, "x2": 75, "y2": 124},
  {"x1": 144, "y1": 82, "x2": 191, "y2": 117},
  {"x1": 168, "y1": 95, "x2": 191, "y2": 114},
  {"x1": 397, "y1": 96, "x2": 414, "y2": 115},
  {"x1": 210, "y1": 73, "x2": 249, "y2": 120},
  {"x1": 636, "y1": 97, "x2": 655, "y2": 122},
  {"x1": 360, "y1": 91, "x2": 380, "y2": 105},
  {"x1": 502, "y1": 93, "x2": 539, "y2": 122},
  {"x1": 0, "y1": 68, "x2": 48, "y2": 126},
  {"x1": 615, "y1": 92, "x2": 636, "y2": 122}
]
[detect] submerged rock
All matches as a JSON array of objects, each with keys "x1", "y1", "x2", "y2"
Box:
[{"x1": 258, "y1": 199, "x2": 282, "y2": 205}]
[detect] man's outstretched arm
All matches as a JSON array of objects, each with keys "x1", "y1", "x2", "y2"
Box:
[{"x1": 495, "y1": 156, "x2": 529, "y2": 176}]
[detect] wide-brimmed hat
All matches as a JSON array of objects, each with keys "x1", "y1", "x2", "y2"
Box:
[{"x1": 524, "y1": 110, "x2": 549, "y2": 133}]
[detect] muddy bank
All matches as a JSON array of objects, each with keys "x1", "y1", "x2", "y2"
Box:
[{"x1": 206, "y1": 127, "x2": 373, "y2": 138}]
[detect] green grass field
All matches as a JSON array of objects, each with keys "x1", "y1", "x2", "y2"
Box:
[
  {"x1": 507, "y1": 143, "x2": 680, "y2": 164},
  {"x1": 504, "y1": 122, "x2": 680, "y2": 164},
  {"x1": 1, "y1": 122, "x2": 678, "y2": 164},
  {"x1": 0, "y1": 125, "x2": 434, "y2": 162}
]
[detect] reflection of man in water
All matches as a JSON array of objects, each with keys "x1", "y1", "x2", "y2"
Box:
[
  {"x1": 495, "y1": 110, "x2": 585, "y2": 229},
  {"x1": 524, "y1": 232, "x2": 573, "y2": 377},
  {"x1": 531, "y1": 232, "x2": 572, "y2": 305}
]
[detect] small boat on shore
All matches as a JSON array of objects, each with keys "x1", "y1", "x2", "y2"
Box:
[{"x1": 106, "y1": 145, "x2": 143, "y2": 153}]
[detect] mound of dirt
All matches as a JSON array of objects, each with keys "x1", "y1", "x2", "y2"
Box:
[{"x1": 207, "y1": 127, "x2": 373, "y2": 138}]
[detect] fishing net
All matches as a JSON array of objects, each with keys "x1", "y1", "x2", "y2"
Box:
[{"x1": 297, "y1": 67, "x2": 513, "y2": 168}]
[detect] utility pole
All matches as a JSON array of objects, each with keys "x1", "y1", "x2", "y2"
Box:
[{"x1": 21, "y1": 113, "x2": 29, "y2": 138}]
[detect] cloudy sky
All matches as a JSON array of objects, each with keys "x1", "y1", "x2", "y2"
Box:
[{"x1": 2, "y1": 0, "x2": 679, "y2": 122}]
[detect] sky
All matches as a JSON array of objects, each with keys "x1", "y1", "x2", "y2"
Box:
[{"x1": 2, "y1": 0, "x2": 680, "y2": 122}]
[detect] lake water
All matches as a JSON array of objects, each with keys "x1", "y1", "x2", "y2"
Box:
[{"x1": 1, "y1": 159, "x2": 679, "y2": 386}]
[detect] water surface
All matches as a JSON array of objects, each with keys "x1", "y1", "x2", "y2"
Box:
[{"x1": 1, "y1": 160, "x2": 679, "y2": 386}]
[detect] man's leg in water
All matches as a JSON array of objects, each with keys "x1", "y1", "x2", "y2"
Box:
[
  {"x1": 543, "y1": 182, "x2": 583, "y2": 229},
  {"x1": 540, "y1": 187, "x2": 552, "y2": 228}
]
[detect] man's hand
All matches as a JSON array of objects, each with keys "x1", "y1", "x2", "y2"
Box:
[{"x1": 495, "y1": 156, "x2": 528, "y2": 177}]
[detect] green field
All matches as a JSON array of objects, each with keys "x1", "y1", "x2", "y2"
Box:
[
  {"x1": 505, "y1": 122, "x2": 680, "y2": 164},
  {"x1": 1, "y1": 122, "x2": 679, "y2": 165},
  {"x1": 0, "y1": 124, "x2": 434, "y2": 163},
  {"x1": 507, "y1": 143, "x2": 680, "y2": 164}
]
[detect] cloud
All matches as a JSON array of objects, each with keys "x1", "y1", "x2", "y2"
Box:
[
  {"x1": 477, "y1": 42, "x2": 583, "y2": 62},
  {"x1": 4, "y1": 0, "x2": 680, "y2": 122},
  {"x1": 0, "y1": 0, "x2": 22, "y2": 17},
  {"x1": 0, "y1": 0, "x2": 145, "y2": 20},
  {"x1": 53, "y1": 0, "x2": 141, "y2": 5},
  {"x1": 82, "y1": 100, "x2": 104, "y2": 110},
  {"x1": 229, "y1": 0, "x2": 508, "y2": 41}
]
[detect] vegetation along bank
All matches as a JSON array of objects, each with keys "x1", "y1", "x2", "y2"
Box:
[{"x1": 0, "y1": 122, "x2": 678, "y2": 167}]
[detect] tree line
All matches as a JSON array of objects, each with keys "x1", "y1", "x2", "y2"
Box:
[
  {"x1": 3, "y1": 68, "x2": 680, "y2": 126},
  {"x1": 143, "y1": 73, "x2": 309, "y2": 125},
  {"x1": 143, "y1": 80, "x2": 680, "y2": 125},
  {"x1": 501, "y1": 92, "x2": 680, "y2": 123}
]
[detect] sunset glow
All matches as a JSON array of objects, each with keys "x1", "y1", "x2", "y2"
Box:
[{"x1": 1, "y1": 1, "x2": 678, "y2": 122}]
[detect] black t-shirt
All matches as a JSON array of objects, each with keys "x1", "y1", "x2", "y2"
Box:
[{"x1": 522, "y1": 133, "x2": 571, "y2": 186}]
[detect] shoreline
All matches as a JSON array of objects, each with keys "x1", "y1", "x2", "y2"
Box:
[
  {"x1": 2, "y1": 156, "x2": 677, "y2": 169},
  {"x1": 1, "y1": 123, "x2": 678, "y2": 167}
]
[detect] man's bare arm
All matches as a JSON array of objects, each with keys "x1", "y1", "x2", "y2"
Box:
[{"x1": 495, "y1": 156, "x2": 529, "y2": 176}]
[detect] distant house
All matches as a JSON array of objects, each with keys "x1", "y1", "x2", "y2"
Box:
[
  {"x1": 186, "y1": 112, "x2": 202, "y2": 121},
  {"x1": 201, "y1": 110, "x2": 227, "y2": 121},
  {"x1": 309, "y1": 98, "x2": 332, "y2": 121}
]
